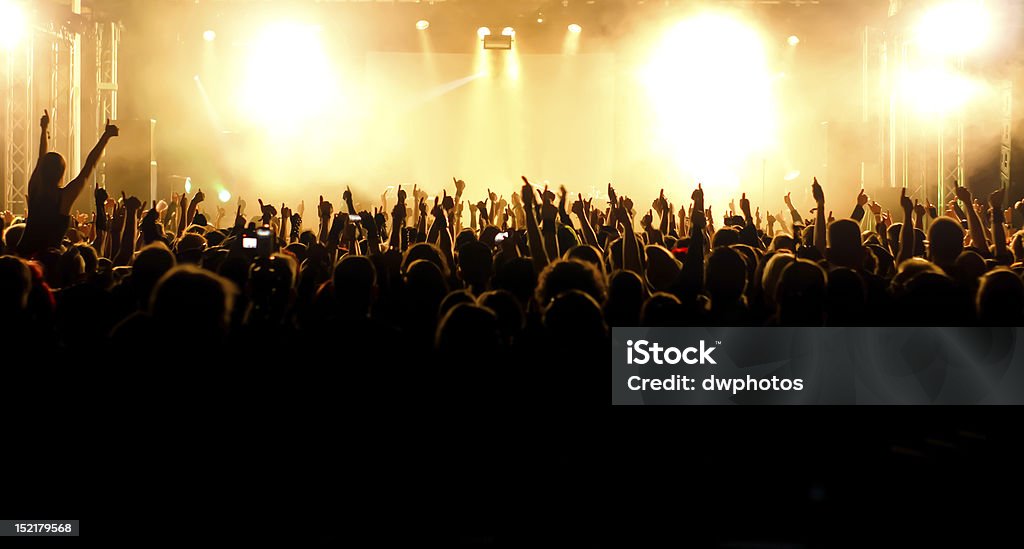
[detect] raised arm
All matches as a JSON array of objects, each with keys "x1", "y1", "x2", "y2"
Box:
[
  {"x1": 990, "y1": 188, "x2": 1010, "y2": 260},
  {"x1": 812, "y1": 178, "x2": 826, "y2": 255},
  {"x1": 521, "y1": 177, "x2": 548, "y2": 273},
  {"x1": 955, "y1": 183, "x2": 988, "y2": 253},
  {"x1": 60, "y1": 120, "x2": 118, "y2": 215},
  {"x1": 897, "y1": 188, "x2": 915, "y2": 265},
  {"x1": 39, "y1": 110, "x2": 49, "y2": 160},
  {"x1": 852, "y1": 189, "x2": 867, "y2": 223}
]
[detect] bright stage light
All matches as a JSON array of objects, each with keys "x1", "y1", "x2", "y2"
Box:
[
  {"x1": 203, "y1": 30, "x2": 217, "y2": 42},
  {"x1": 787, "y1": 35, "x2": 800, "y2": 46},
  {"x1": 784, "y1": 170, "x2": 801, "y2": 181},
  {"x1": 643, "y1": 13, "x2": 776, "y2": 204},
  {"x1": 416, "y1": 20, "x2": 430, "y2": 31},
  {"x1": 0, "y1": 1, "x2": 27, "y2": 51},
  {"x1": 899, "y1": 66, "x2": 979, "y2": 115},
  {"x1": 568, "y1": 24, "x2": 582, "y2": 34},
  {"x1": 239, "y1": 22, "x2": 337, "y2": 134},
  {"x1": 915, "y1": 0, "x2": 992, "y2": 56},
  {"x1": 185, "y1": 177, "x2": 193, "y2": 194},
  {"x1": 477, "y1": 27, "x2": 491, "y2": 38},
  {"x1": 218, "y1": 189, "x2": 231, "y2": 203},
  {"x1": 502, "y1": 27, "x2": 515, "y2": 37}
]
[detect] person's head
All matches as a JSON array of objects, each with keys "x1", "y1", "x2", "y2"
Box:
[
  {"x1": 403, "y1": 242, "x2": 449, "y2": 277},
  {"x1": 761, "y1": 252, "x2": 795, "y2": 309},
  {"x1": 39, "y1": 152, "x2": 66, "y2": 187},
  {"x1": 73, "y1": 242, "x2": 98, "y2": 275},
  {"x1": 564, "y1": 245, "x2": 604, "y2": 276},
  {"x1": 150, "y1": 265, "x2": 237, "y2": 340},
  {"x1": 333, "y1": 255, "x2": 377, "y2": 317},
  {"x1": 478, "y1": 289, "x2": 525, "y2": 344},
  {"x1": 491, "y1": 256, "x2": 537, "y2": 306},
  {"x1": 605, "y1": 270, "x2": 646, "y2": 327},
  {"x1": 640, "y1": 292, "x2": 684, "y2": 327},
  {"x1": 955, "y1": 250, "x2": 987, "y2": 286},
  {"x1": 769, "y1": 234, "x2": 795, "y2": 253},
  {"x1": 929, "y1": 217, "x2": 965, "y2": 268},
  {"x1": 456, "y1": 240, "x2": 493, "y2": 293},
  {"x1": 56, "y1": 246, "x2": 85, "y2": 288},
  {"x1": 542, "y1": 289, "x2": 607, "y2": 340},
  {"x1": 645, "y1": 245, "x2": 681, "y2": 292},
  {"x1": 705, "y1": 246, "x2": 747, "y2": 304},
  {"x1": 712, "y1": 226, "x2": 740, "y2": 248},
  {"x1": 439, "y1": 289, "x2": 476, "y2": 319},
  {"x1": 247, "y1": 253, "x2": 296, "y2": 313},
  {"x1": 131, "y1": 243, "x2": 176, "y2": 298},
  {"x1": 535, "y1": 258, "x2": 607, "y2": 307},
  {"x1": 175, "y1": 232, "x2": 207, "y2": 264},
  {"x1": 404, "y1": 259, "x2": 450, "y2": 313},
  {"x1": 4, "y1": 223, "x2": 25, "y2": 253},
  {"x1": 776, "y1": 259, "x2": 827, "y2": 326},
  {"x1": 827, "y1": 219, "x2": 865, "y2": 269},
  {"x1": 0, "y1": 255, "x2": 32, "y2": 311},
  {"x1": 435, "y1": 303, "x2": 501, "y2": 355},
  {"x1": 976, "y1": 268, "x2": 1024, "y2": 325}
]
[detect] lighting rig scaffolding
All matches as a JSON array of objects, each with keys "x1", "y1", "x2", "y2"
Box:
[{"x1": 2, "y1": 1, "x2": 118, "y2": 215}]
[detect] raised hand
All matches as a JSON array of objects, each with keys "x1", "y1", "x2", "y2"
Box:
[
  {"x1": 739, "y1": 192, "x2": 751, "y2": 219},
  {"x1": 318, "y1": 195, "x2": 333, "y2": 219},
  {"x1": 607, "y1": 183, "x2": 618, "y2": 206},
  {"x1": 397, "y1": 185, "x2": 407, "y2": 204},
  {"x1": 641, "y1": 209, "x2": 654, "y2": 229},
  {"x1": 812, "y1": 177, "x2": 824, "y2": 205},
  {"x1": 178, "y1": 192, "x2": 189, "y2": 212},
  {"x1": 521, "y1": 178, "x2": 535, "y2": 207},
  {"x1": 454, "y1": 178, "x2": 466, "y2": 195},
  {"x1": 193, "y1": 188, "x2": 206, "y2": 205},
  {"x1": 653, "y1": 189, "x2": 668, "y2": 215},
  {"x1": 868, "y1": 200, "x2": 882, "y2": 216},
  {"x1": 913, "y1": 199, "x2": 926, "y2": 219},
  {"x1": 258, "y1": 198, "x2": 276, "y2": 219},
  {"x1": 123, "y1": 195, "x2": 142, "y2": 212},
  {"x1": 899, "y1": 188, "x2": 913, "y2": 213},
  {"x1": 103, "y1": 118, "x2": 119, "y2": 138},
  {"x1": 989, "y1": 187, "x2": 1006, "y2": 210},
  {"x1": 784, "y1": 192, "x2": 794, "y2": 209},
  {"x1": 41, "y1": 109, "x2": 50, "y2": 129},
  {"x1": 281, "y1": 204, "x2": 292, "y2": 222},
  {"x1": 954, "y1": 181, "x2": 972, "y2": 203},
  {"x1": 94, "y1": 183, "x2": 108, "y2": 205},
  {"x1": 857, "y1": 188, "x2": 869, "y2": 207},
  {"x1": 927, "y1": 200, "x2": 938, "y2": 219},
  {"x1": 571, "y1": 193, "x2": 587, "y2": 218},
  {"x1": 441, "y1": 190, "x2": 455, "y2": 212}
]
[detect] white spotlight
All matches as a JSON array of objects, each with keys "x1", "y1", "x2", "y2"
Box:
[
  {"x1": 184, "y1": 177, "x2": 193, "y2": 194},
  {"x1": 218, "y1": 189, "x2": 231, "y2": 203},
  {"x1": 203, "y1": 30, "x2": 217, "y2": 42},
  {"x1": 787, "y1": 35, "x2": 799, "y2": 46},
  {"x1": 416, "y1": 20, "x2": 429, "y2": 31},
  {"x1": 0, "y1": 1, "x2": 27, "y2": 51},
  {"x1": 477, "y1": 27, "x2": 491, "y2": 38},
  {"x1": 501, "y1": 27, "x2": 515, "y2": 37},
  {"x1": 915, "y1": 0, "x2": 992, "y2": 55},
  {"x1": 568, "y1": 24, "x2": 582, "y2": 34}
]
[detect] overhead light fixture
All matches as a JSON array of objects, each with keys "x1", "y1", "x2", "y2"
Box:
[
  {"x1": 483, "y1": 35, "x2": 513, "y2": 50},
  {"x1": 568, "y1": 24, "x2": 582, "y2": 33},
  {"x1": 477, "y1": 26, "x2": 491, "y2": 38},
  {"x1": 416, "y1": 20, "x2": 429, "y2": 31},
  {"x1": 501, "y1": 27, "x2": 515, "y2": 37}
]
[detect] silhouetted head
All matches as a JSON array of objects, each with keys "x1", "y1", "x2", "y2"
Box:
[
  {"x1": 491, "y1": 256, "x2": 537, "y2": 306},
  {"x1": 827, "y1": 219, "x2": 865, "y2": 269},
  {"x1": 0, "y1": 255, "x2": 32, "y2": 311},
  {"x1": 435, "y1": 303, "x2": 501, "y2": 356},
  {"x1": 976, "y1": 268, "x2": 1024, "y2": 325},
  {"x1": 150, "y1": 265, "x2": 237, "y2": 340},
  {"x1": 712, "y1": 226, "x2": 740, "y2": 248},
  {"x1": 564, "y1": 245, "x2": 604, "y2": 275},
  {"x1": 439, "y1": 289, "x2": 476, "y2": 319},
  {"x1": 761, "y1": 252, "x2": 795, "y2": 309},
  {"x1": 645, "y1": 245, "x2": 681, "y2": 292},
  {"x1": 39, "y1": 152, "x2": 66, "y2": 187},
  {"x1": 478, "y1": 289, "x2": 525, "y2": 343},
  {"x1": 955, "y1": 250, "x2": 987, "y2": 286},
  {"x1": 535, "y1": 258, "x2": 607, "y2": 307},
  {"x1": 457, "y1": 240, "x2": 493, "y2": 293},
  {"x1": 248, "y1": 253, "x2": 296, "y2": 311},
  {"x1": 403, "y1": 242, "x2": 449, "y2": 277},
  {"x1": 777, "y1": 259, "x2": 827, "y2": 326},
  {"x1": 640, "y1": 292, "x2": 684, "y2": 327},
  {"x1": 929, "y1": 217, "x2": 965, "y2": 268},
  {"x1": 705, "y1": 246, "x2": 747, "y2": 304},
  {"x1": 333, "y1": 255, "x2": 377, "y2": 317},
  {"x1": 542, "y1": 289, "x2": 607, "y2": 340},
  {"x1": 605, "y1": 270, "x2": 645, "y2": 327}
]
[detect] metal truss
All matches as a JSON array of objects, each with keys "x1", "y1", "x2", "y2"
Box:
[
  {"x1": 3, "y1": 41, "x2": 33, "y2": 214},
  {"x1": 94, "y1": 21, "x2": 119, "y2": 189}
]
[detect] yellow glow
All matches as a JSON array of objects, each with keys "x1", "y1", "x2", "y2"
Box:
[
  {"x1": 899, "y1": 65, "x2": 979, "y2": 115},
  {"x1": 218, "y1": 189, "x2": 231, "y2": 203},
  {"x1": 787, "y1": 35, "x2": 799, "y2": 46},
  {"x1": 568, "y1": 24, "x2": 582, "y2": 34},
  {"x1": 502, "y1": 27, "x2": 515, "y2": 37},
  {"x1": 0, "y1": 1, "x2": 27, "y2": 51},
  {"x1": 203, "y1": 30, "x2": 217, "y2": 42},
  {"x1": 915, "y1": 0, "x2": 992, "y2": 56},
  {"x1": 642, "y1": 13, "x2": 777, "y2": 206},
  {"x1": 239, "y1": 22, "x2": 338, "y2": 135},
  {"x1": 416, "y1": 20, "x2": 429, "y2": 31},
  {"x1": 477, "y1": 27, "x2": 491, "y2": 38}
]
